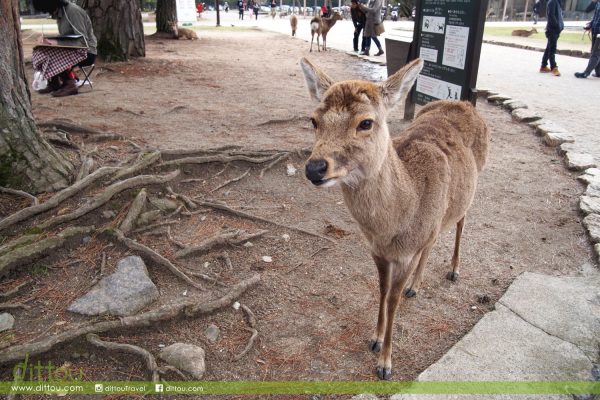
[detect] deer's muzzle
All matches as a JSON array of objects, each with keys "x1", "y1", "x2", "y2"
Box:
[{"x1": 305, "y1": 159, "x2": 328, "y2": 185}]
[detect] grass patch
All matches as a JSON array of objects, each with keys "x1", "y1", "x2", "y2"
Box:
[{"x1": 484, "y1": 26, "x2": 592, "y2": 46}]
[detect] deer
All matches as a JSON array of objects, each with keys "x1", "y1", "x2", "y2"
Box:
[
  {"x1": 511, "y1": 27, "x2": 538, "y2": 36},
  {"x1": 300, "y1": 57, "x2": 489, "y2": 380},
  {"x1": 290, "y1": 14, "x2": 298, "y2": 36},
  {"x1": 310, "y1": 12, "x2": 342, "y2": 52},
  {"x1": 171, "y1": 22, "x2": 199, "y2": 40}
]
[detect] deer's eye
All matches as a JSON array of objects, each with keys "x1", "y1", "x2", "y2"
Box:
[
  {"x1": 311, "y1": 118, "x2": 318, "y2": 129},
  {"x1": 358, "y1": 119, "x2": 373, "y2": 131}
]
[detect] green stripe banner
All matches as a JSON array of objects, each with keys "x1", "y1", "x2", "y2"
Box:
[{"x1": 1, "y1": 381, "x2": 600, "y2": 395}]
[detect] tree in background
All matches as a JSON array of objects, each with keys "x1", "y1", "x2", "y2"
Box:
[
  {"x1": 0, "y1": 0, "x2": 73, "y2": 192},
  {"x1": 77, "y1": 0, "x2": 146, "y2": 61},
  {"x1": 156, "y1": 0, "x2": 177, "y2": 35}
]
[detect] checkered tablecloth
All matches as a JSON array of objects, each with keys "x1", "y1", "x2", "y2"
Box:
[{"x1": 32, "y1": 47, "x2": 87, "y2": 80}]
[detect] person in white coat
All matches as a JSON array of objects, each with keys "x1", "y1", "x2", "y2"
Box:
[{"x1": 360, "y1": 0, "x2": 384, "y2": 56}]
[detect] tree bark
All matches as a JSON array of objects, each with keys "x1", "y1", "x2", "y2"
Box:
[
  {"x1": 156, "y1": 0, "x2": 177, "y2": 34},
  {"x1": 79, "y1": 0, "x2": 146, "y2": 61},
  {"x1": 0, "y1": 0, "x2": 73, "y2": 193}
]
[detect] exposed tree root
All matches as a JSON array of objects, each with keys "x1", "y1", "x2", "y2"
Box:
[
  {"x1": 182, "y1": 269, "x2": 228, "y2": 288},
  {"x1": 38, "y1": 119, "x2": 117, "y2": 136},
  {"x1": 161, "y1": 153, "x2": 283, "y2": 167},
  {"x1": 195, "y1": 200, "x2": 336, "y2": 244},
  {"x1": 0, "y1": 280, "x2": 34, "y2": 300},
  {"x1": 0, "y1": 302, "x2": 31, "y2": 310},
  {"x1": 211, "y1": 168, "x2": 250, "y2": 192},
  {"x1": 119, "y1": 189, "x2": 147, "y2": 234},
  {"x1": 0, "y1": 274, "x2": 260, "y2": 365},
  {"x1": 86, "y1": 333, "x2": 160, "y2": 382},
  {"x1": 160, "y1": 145, "x2": 243, "y2": 157},
  {"x1": 0, "y1": 166, "x2": 119, "y2": 232},
  {"x1": 256, "y1": 115, "x2": 303, "y2": 126},
  {"x1": 234, "y1": 304, "x2": 258, "y2": 361},
  {"x1": 174, "y1": 229, "x2": 268, "y2": 259},
  {"x1": 166, "y1": 186, "x2": 197, "y2": 209},
  {"x1": 86, "y1": 133, "x2": 126, "y2": 142},
  {"x1": 43, "y1": 132, "x2": 80, "y2": 150},
  {"x1": 131, "y1": 220, "x2": 178, "y2": 234},
  {"x1": 218, "y1": 251, "x2": 233, "y2": 270},
  {"x1": 111, "y1": 151, "x2": 161, "y2": 182},
  {"x1": 111, "y1": 229, "x2": 205, "y2": 290},
  {"x1": 0, "y1": 226, "x2": 94, "y2": 278},
  {"x1": 76, "y1": 156, "x2": 94, "y2": 182},
  {"x1": 259, "y1": 153, "x2": 289, "y2": 178},
  {"x1": 37, "y1": 170, "x2": 180, "y2": 230},
  {"x1": 0, "y1": 187, "x2": 39, "y2": 206},
  {"x1": 166, "y1": 226, "x2": 186, "y2": 249}
]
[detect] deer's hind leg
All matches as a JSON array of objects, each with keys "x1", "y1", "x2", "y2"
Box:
[
  {"x1": 317, "y1": 35, "x2": 321, "y2": 52},
  {"x1": 404, "y1": 238, "x2": 437, "y2": 298},
  {"x1": 369, "y1": 254, "x2": 390, "y2": 353},
  {"x1": 446, "y1": 216, "x2": 465, "y2": 282},
  {"x1": 310, "y1": 33, "x2": 314, "y2": 52}
]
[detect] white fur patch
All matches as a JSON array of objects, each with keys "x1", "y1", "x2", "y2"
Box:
[
  {"x1": 311, "y1": 22, "x2": 320, "y2": 31},
  {"x1": 320, "y1": 179, "x2": 339, "y2": 188}
]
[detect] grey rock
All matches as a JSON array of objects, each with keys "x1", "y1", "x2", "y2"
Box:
[
  {"x1": 68, "y1": 255, "x2": 158, "y2": 316},
  {"x1": 0, "y1": 313, "x2": 15, "y2": 332},
  {"x1": 136, "y1": 210, "x2": 162, "y2": 227},
  {"x1": 159, "y1": 343, "x2": 206, "y2": 379},
  {"x1": 149, "y1": 197, "x2": 179, "y2": 212},
  {"x1": 503, "y1": 99, "x2": 528, "y2": 110},
  {"x1": 351, "y1": 394, "x2": 379, "y2": 400},
  {"x1": 543, "y1": 131, "x2": 574, "y2": 147},
  {"x1": 595, "y1": 244, "x2": 600, "y2": 266},
  {"x1": 584, "y1": 214, "x2": 600, "y2": 243},
  {"x1": 559, "y1": 142, "x2": 579, "y2": 155},
  {"x1": 205, "y1": 324, "x2": 220, "y2": 343},
  {"x1": 511, "y1": 108, "x2": 541, "y2": 123},
  {"x1": 527, "y1": 118, "x2": 546, "y2": 127},
  {"x1": 487, "y1": 94, "x2": 511, "y2": 102},
  {"x1": 579, "y1": 168, "x2": 600, "y2": 185},
  {"x1": 476, "y1": 88, "x2": 492, "y2": 97},
  {"x1": 102, "y1": 210, "x2": 116, "y2": 219},
  {"x1": 586, "y1": 184, "x2": 600, "y2": 198},
  {"x1": 581, "y1": 196, "x2": 600, "y2": 215},
  {"x1": 566, "y1": 152, "x2": 597, "y2": 171},
  {"x1": 536, "y1": 122, "x2": 567, "y2": 136}
]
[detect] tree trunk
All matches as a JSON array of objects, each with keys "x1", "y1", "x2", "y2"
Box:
[
  {"x1": 80, "y1": 0, "x2": 145, "y2": 62},
  {"x1": 156, "y1": 0, "x2": 177, "y2": 34},
  {"x1": 0, "y1": 0, "x2": 73, "y2": 193}
]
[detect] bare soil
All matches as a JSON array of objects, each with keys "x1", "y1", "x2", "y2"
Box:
[{"x1": 0, "y1": 28, "x2": 594, "y2": 396}]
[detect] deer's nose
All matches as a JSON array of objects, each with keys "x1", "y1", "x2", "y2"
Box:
[{"x1": 305, "y1": 159, "x2": 328, "y2": 183}]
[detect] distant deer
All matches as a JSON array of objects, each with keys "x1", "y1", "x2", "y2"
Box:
[
  {"x1": 171, "y1": 22, "x2": 199, "y2": 40},
  {"x1": 300, "y1": 58, "x2": 489, "y2": 380},
  {"x1": 511, "y1": 27, "x2": 537, "y2": 36},
  {"x1": 290, "y1": 14, "x2": 298, "y2": 36},
  {"x1": 310, "y1": 12, "x2": 342, "y2": 52}
]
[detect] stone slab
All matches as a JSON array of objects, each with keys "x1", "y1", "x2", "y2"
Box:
[
  {"x1": 0, "y1": 313, "x2": 15, "y2": 332},
  {"x1": 536, "y1": 122, "x2": 567, "y2": 136},
  {"x1": 487, "y1": 94, "x2": 511, "y2": 102},
  {"x1": 565, "y1": 152, "x2": 597, "y2": 171},
  {"x1": 578, "y1": 168, "x2": 600, "y2": 185},
  {"x1": 502, "y1": 99, "x2": 528, "y2": 111},
  {"x1": 580, "y1": 196, "x2": 600, "y2": 215},
  {"x1": 583, "y1": 214, "x2": 600, "y2": 243},
  {"x1": 543, "y1": 131, "x2": 575, "y2": 147},
  {"x1": 159, "y1": 343, "x2": 206, "y2": 379},
  {"x1": 511, "y1": 108, "x2": 541, "y2": 123}
]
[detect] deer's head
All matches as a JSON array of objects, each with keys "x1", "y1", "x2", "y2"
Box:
[{"x1": 301, "y1": 58, "x2": 423, "y2": 187}]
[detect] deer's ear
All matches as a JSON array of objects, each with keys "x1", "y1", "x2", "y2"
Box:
[
  {"x1": 300, "y1": 57, "x2": 334, "y2": 101},
  {"x1": 380, "y1": 58, "x2": 424, "y2": 109}
]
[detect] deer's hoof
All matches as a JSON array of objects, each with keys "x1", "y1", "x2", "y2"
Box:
[
  {"x1": 376, "y1": 366, "x2": 392, "y2": 380},
  {"x1": 404, "y1": 288, "x2": 417, "y2": 298},
  {"x1": 446, "y1": 271, "x2": 459, "y2": 282},
  {"x1": 368, "y1": 339, "x2": 382, "y2": 353}
]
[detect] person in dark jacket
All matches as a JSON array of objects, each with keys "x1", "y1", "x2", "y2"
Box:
[
  {"x1": 575, "y1": 0, "x2": 600, "y2": 78},
  {"x1": 351, "y1": 0, "x2": 366, "y2": 52},
  {"x1": 540, "y1": 0, "x2": 564, "y2": 76},
  {"x1": 532, "y1": 0, "x2": 541, "y2": 24},
  {"x1": 238, "y1": 0, "x2": 244, "y2": 19}
]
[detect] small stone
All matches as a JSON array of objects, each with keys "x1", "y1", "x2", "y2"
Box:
[
  {"x1": 232, "y1": 301, "x2": 241, "y2": 310},
  {"x1": 580, "y1": 196, "x2": 600, "y2": 215},
  {"x1": 527, "y1": 118, "x2": 546, "y2": 127},
  {"x1": 578, "y1": 168, "x2": 600, "y2": 185},
  {"x1": 82, "y1": 236, "x2": 92, "y2": 244},
  {"x1": 566, "y1": 152, "x2": 597, "y2": 171},
  {"x1": 286, "y1": 164, "x2": 297, "y2": 176},
  {"x1": 205, "y1": 324, "x2": 220, "y2": 343},
  {"x1": 282, "y1": 234, "x2": 290, "y2": 242},
  {"x1": 136, "y1": 210, "x2": 162, "y2": 226},
  {"x1": 200, "y1": 216, "x2": 207, "y2": 221},
  {"x1": 585, "y1": 184, "x2": 600, "y2": 198},
  {"x1": 583, "y1": 214, "x2": 600, "y2": 242},
  {"x1": 203, "y1": 262, "x2": 210, "y2": 268},
  {"x1": 182, "y1": 290, "x2": 188, "y2": 296},
  {"x1": 158, "y1": 344, "x2": 166, "y2": 348},
  {"x1": 537, "y1": 122, "x2": 567, "y2": 136},
  {"x1": 487, "y1": 94, "x2": 511, "y2": 102},
  {"x1": 543, "y1": 131, "x2": 574, "y2": 147},
  {"x1": 159, "y1": 343, "x2": 206, "y2": 379},
  {"x1": 503, "y1": 99, "x2": 528, "y2": 111},
  {"x1": 471, "y1": 305, "x2": 477, "y2": 310},
  {"x1": 102, "y1": 210, "x2": 116, "y2": 219},
  {"x1": 0, "y1": 313, "x2": 15, "y2": 332},
  {"x1": 558, "y1": 142, "x2": 578, "y2": 156},
  {"x1": 243, "y1": 242, "x2": 254, "y2": 247},
  {"x1": 71, "y1": 352, "x2": 80, "y2": 359},
  {"x1": 262, "y1": 256, "x2": 273, "y2": 263}
]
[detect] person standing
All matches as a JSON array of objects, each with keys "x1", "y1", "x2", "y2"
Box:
[
  {"x1": 253, "y1": 0, "x2": 260, "y2": 19},
  {"x1": 351, "y1": 0, "x2": 366, "y2": 53},
  {"x1": 360, "y1": 0, "x2": 384, "y2": 56},
  {"x1": 540, "y1": 0, "x2": 564, "y2": 76},
  {"x1": 238, "y1": 0, "x2": 244, "y2": 19},
  {"x1": 532, "y1": 0, "x2": 541, "y2": 24},
  {"x1": 575, "y1": 0, "x2": 600, "y2": 78}
]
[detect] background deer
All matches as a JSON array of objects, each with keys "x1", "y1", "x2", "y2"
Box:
[
  {"x1": 310, "y1": 12, "x2": 342, "y2": 52},
  {"x1": 300, "y1": 58, "x2": 489, "y2": 380},
  {"x1": 290, "y1": 15, "x2": 298, "y2": 36},
  {"x1": 511, "y1": 27, "x2": 538, "y2": 36},
  {"x1": 171, "y1": 22, "x2": 199, "y2": 40}
]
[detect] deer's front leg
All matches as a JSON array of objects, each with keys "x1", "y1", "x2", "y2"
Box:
[
  {"x1": 369, "y1": 254, "x2": 390, "y2": 353},
  {"x1": 376, "y1": 258, "x2": 415, "y2": 380}
]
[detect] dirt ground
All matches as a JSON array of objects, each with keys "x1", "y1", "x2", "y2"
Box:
[{"x1": 0, "y1": 27, "x2": 594, "y2": 395}]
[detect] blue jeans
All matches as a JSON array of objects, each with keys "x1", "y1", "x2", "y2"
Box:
[
  {"x1": 542, "y1": 31, "x2": 560, "y2": 69},
  {"x1": 583, "y1": 33, "x2": 600, "y2": 75},
  {"x1": 364, "y1": 36, "x2": 381, "y2": 51}
]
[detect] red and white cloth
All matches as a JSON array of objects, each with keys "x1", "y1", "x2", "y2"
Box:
[{"x1": 32, "y1": 46, "x2": 87, "y2": 80}]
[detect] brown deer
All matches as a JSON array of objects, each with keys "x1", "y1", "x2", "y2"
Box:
[
  {"x1": 310, "y1": 12, "x2": 342, "y2": 52},
  {"x1": 171, "y1": 22, "x2": 199, "y2": 40},
  {"x1": 511, "y1": 27, "x2": 538, "y2": 36},
  {"x1": 300, "y1": 57, "x2": 489, "y2": 380},
  {"x1": 290, "y1": 14, "x2": 298, "y2": 36}
]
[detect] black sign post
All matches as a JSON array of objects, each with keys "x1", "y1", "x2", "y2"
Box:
[{"x1": 404, "y1": 0, "x2": 488, "y2": 120}]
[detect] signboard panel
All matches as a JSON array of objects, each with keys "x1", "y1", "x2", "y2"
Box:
[
  {"x1": 409, "y1": 0, "x2": 487, "y2": 107},
  {"x1": 176, "y1": 0, "x2": 198, "y2": 23}
]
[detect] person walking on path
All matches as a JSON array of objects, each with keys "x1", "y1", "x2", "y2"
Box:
[
  {"x1": 575, "y1": 0, "x2": 600, "y2": 78},
  {"x1": 360, "y1": 0, "x2": 384, "y2": 56},
  {"x1": 351, "y1": 0, "x2": 366, "y2": 53},
  {"x1": 253, "y1": 0, "x2": 260, "y2": 20},
  {"x1": 238, "y1": 0, "x2": 244, "y2": 19},
  {"x1": 533, "y1": 0, "x2": 541, "y2": 24},
  {"x1": 540, "y1": 0, "x2": 564, "y2": 76}
]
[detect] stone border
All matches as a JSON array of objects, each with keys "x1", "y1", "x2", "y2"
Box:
[{"x1": 483, "y1": 39, "x2": 590, "y2": 59}]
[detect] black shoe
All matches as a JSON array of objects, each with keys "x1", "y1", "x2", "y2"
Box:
[
  {"x1": 574, "y1": 72, "x2": 589, "y2": 78},
  {"x1": 359, "y1": 50, "x2": 369, "y2": 56},
  {"x1": 38, "y1": 77, "x2": 61, "y2": 94},
  {"x1": 374, "y1": 49, "x2": 384, "y2": 56}
]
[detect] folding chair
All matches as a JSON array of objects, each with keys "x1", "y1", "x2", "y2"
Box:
[{"x1": 76, "y1": 64, "x2": 95, "y2": 90}]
